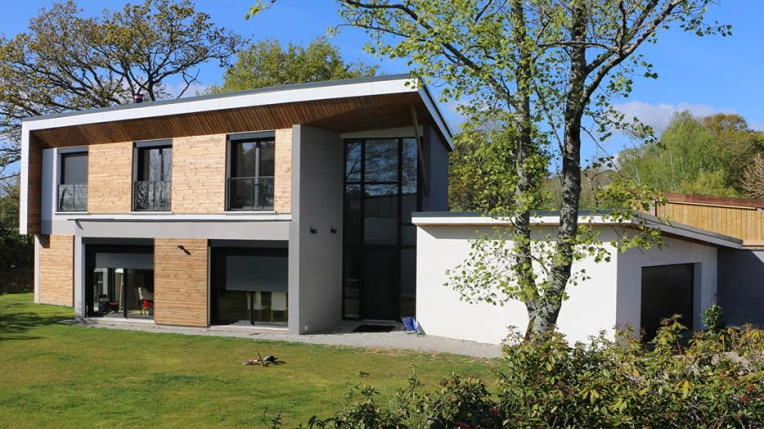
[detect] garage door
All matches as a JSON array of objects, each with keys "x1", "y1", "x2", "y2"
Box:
[{"x1": 641, "y1": 264, "x2": 694, "y2": 340}]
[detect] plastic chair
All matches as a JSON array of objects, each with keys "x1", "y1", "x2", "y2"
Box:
[{"x1": 402, "y1": 317, "x2": 421, "y2": 334}]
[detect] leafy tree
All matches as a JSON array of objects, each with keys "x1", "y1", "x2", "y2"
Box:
[
  {"x1": 743, "y1": 153, "x2": 764, "y2": 199},
  {"x1": 206, "y1": 37, "x2": 377, "y2": 94},
  {"x1": 0, "y1": 0, "x2": 243, "y2": 168},
  {"x1": 700, "y1": 113, "x2": 764, "y2": 193},
  {"x1": 250, "y1": 0, "x2": 729, "y2": 337},
  {"x1": 617, "y1": 112, "x2": 764, "y2": 197},
  {"x1": 0, "y1": 178, "x2": 33, "y2": 292},
  {"x1": 448, "y1": 114, "x2": 517, "y2": 211}
]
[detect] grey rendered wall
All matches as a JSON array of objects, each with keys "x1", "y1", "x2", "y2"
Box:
[
  {"x1": 288, "y1": 125, "x2": 344, "y2": 335},
  {"x1": 718, "y1": 248, "x2": 764, "y2": 326},
  {"x1": 422, "y1": 126, "x2": 449, "y2": 212}
]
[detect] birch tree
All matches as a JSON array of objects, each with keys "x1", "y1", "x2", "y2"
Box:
[{"x1": 250, "y1": 0, "x2": 729, "y2": 338}]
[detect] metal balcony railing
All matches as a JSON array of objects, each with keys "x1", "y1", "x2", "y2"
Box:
[
  {"x1": 228, "y1": 176, "x2": 274, "y2": 211},
  {"x1": 58, "y1": 184, "x2": 88, "y2": 212},
  {"x1": 134, "y1": 180, "x2": 171, "y2": 211}
]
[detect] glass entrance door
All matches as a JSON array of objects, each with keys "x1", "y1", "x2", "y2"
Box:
[{"x1": 343, "y1": 138, "x2": 419, "y2": 321}]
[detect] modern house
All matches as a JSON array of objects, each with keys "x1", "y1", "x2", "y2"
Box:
[{"x1": 19, "y1": 75, "x2": 452, "y2": 334}]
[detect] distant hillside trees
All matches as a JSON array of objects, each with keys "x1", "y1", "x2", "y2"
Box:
[
  {"x1": 206, "y1": 37, "x2": 378, "y2": 94},
  {"x1": 616, "y1": 112, "x2": 764, "y2": 198}
]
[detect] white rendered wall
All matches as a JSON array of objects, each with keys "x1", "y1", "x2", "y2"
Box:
[
  {"x1": 416, "y1": 224, "x2": 621, "y2": 345},
  {"x1": 616, "y1": 235, "x2": 718, "y2": 332}
]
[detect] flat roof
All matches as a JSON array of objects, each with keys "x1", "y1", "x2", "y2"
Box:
[{"x1": 412, "y1": 211, "x2": 743, "y2": 249}]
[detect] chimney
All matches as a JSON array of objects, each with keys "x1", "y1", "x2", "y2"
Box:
[{"x1": 133, "y1": 93, "x2": 144, "y2": 104}]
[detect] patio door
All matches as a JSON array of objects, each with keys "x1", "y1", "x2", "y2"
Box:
[
  {"x1": 343, "y1": 138, "x2": 419, "y2": 321},
  {"x1": 84, "y1": 245, "x2": 154, "y2": 319}
]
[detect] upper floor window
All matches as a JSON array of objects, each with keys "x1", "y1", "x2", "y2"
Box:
[
  {"x1": 58, "y1": 151, "x2": 88, "y2": 212},
  {"x1": 228, "y1": 133, "x2": 275, "y2": 211},
  {"x1": 133, "y1": 141, "x2": 172, "y2": 211}
]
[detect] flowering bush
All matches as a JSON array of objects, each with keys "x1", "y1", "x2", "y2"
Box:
[{"x1": 269, "y1": 318, "x2": 764, "y2": 428}]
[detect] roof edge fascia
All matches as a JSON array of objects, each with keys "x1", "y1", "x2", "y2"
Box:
[{"x1": 22, "y1": 74, "x2": 423, "y2": 131}]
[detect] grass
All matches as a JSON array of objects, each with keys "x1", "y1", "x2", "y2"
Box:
[{"x1": 0, "y1": 293, "x2": 500, "y2": 428}]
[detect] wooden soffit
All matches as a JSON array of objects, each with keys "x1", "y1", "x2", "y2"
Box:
[{"x1": 30, "y1": 92, "x2": 436, "y2": 149}]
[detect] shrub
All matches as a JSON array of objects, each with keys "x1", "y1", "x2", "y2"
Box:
[{"x1": 273, "y1": 318, "x2": 764, "y2": 428}]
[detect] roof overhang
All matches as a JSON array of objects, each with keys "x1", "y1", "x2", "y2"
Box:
[{"x1": 22, "y1": 74, "x2": 453, "y2": 150}]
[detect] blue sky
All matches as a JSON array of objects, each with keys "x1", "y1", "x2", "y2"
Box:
[{"x1": 2, "y1": 0, "x2": 763, "y2": 161}]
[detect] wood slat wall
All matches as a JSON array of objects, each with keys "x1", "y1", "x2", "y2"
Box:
[
  {"x1": 37, "y1": 235, "x2": 74, "y2": 306},
  {"x1": 171, "y1": 134, "x2": 226, "y2": 213},
  {"x1": 656, "y1": 202, "x2": 764, "y2": 245},
  {"x1": 274, "y1": 128, "x2": 292, "y2": 214},
  {"x1": 88, "y1": 142, "x2": 133, "y2": 213},
  {"x1": 153, "y1": 239, "x2": 208, "y2": 327},
  {"x1": 26, "y1": 137, "x2": 43, "y2": 234}
]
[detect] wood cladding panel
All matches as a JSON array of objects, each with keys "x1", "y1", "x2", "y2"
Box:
[
  {"x1": 154, "y1": 239, "x2": 208, "y2": 327},
  {"x1": 26, "y1": 138, "x2": 43, "y2": 234},
  {"x1": 274, "y1": 128, "x2": 292, "y2": 213},
  {"x1": 37, "y1": 235, "x2": 74, "y2": 306},
  {"x1": 88, "y1": 142, "x2": 133, "y2": 213},
  {"x1": 172, "y1": 135, "x2": 226, "y2": 213},
  {"x1": 657, "y1": 202, "x2": 764, "y2": 245},
  {"x1": 29, "y1": 93, "x2": 435, "y2": 149}
]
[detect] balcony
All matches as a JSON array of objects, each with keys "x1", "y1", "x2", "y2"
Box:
[
  {"x1": 134, "y1": 180, "x2": 171, "y2": 211},
  {"x1": 58, "y1": 184, "x2": 87, "y2": 212},
  {"x1": 228, "y1": 176, "x2": 274, "y2": 211}
]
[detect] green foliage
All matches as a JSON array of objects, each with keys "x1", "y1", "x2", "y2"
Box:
[
  {"x1": 0, "y1": 0, "x2": 243, "y2": 167},
  {"x1": 276, "y1": 320, "x2": 764, "y2": 429},
  {"x1": 702, "y1": 304, "x2": 726, "y2": 334},
  {"x1": 448, "y1": 113, "x2": 532, "y2": 212},
  {"x1": 0, "y1": 178, "x2": 33, "y2": 293},
  {"x1": 617, "y1": 112, "x2": 764, "y2": 197},
  {"x1": 206, "y1": 37, "x2": 377, "y2": 94},
  {"x1": 743, "y1": 153, "x2": 764, "y2": 199}
]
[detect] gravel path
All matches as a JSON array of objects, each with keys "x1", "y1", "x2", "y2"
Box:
[{"x1": 75, "y1": 319, "x2": 503, "y2": 359}]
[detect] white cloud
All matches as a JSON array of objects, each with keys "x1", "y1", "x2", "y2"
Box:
[
  {"x1": 611, "y1": 101, "x2": 732, "y2": 133},
  {"x1": 164, "y1": 81, "x2": 210, "y2": 98}
]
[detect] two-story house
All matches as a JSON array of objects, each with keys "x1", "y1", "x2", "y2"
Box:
[{"x1": 19, "y1": 75, "x2": 452, "y2": 334}]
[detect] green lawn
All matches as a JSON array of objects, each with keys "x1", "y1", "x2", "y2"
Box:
[{"x1": 0, "y1": 293, "x2": 499, "y2": 428}]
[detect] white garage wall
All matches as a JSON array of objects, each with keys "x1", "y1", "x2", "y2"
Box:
[
  {"x1": 416, "y1": 223, "x2": 621, "y2": 345},
  {"x1": 616, "y1": 235, "x2": 718, "y2": 332}
]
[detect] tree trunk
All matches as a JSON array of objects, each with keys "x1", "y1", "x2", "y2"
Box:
[
  {"x1": 528, "y1": 2, "x2": 588, "y2": 338},
  {"x1": 508, "y1": 0, "x2": 542, "y2": 338}
]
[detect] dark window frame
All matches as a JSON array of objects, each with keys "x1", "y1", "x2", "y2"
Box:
[
  {"x1": 132, "y1": 139, "x2": 172, "y2": 212},
  {"x1": 226, "y1": 131, "x2": 276, "y2": 211},
  {"x1": 57, "y1": 149, "x2": 89, "y2": 212},
  {"x1": 341, "y1": 137, "x2": 422, "y2": 321}
]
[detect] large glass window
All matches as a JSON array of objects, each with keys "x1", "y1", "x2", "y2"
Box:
[
  {"x1": 134, "y1": 142, "x2": 172, "y2": 211},
  {"x1": 85, "y1": 245, "x2": 155, "y2": 320},
  {"x1": 211, "y1": 246, "x2": 288, "y2": 325},
  {"x1": 343, "y1": 138, "x2": 420, "y2": 320},
  {"x1": 58, "y1": 152, "x2": 88, "y2": 212},
  {"x1": 228, "y1": 134, "x2": 275, "y2": 211}
]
